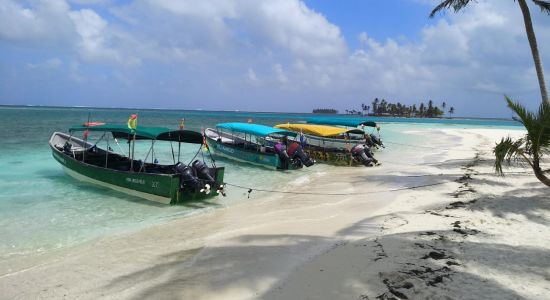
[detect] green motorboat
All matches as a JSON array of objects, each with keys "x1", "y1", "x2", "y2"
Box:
[{"x1": 49, "y1": 122, "x2": 225, "y2": 204}]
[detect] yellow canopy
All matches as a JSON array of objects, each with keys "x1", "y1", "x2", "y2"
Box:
[{"x1": 275, "y1": 123, "x2": 362, "y2": 137}]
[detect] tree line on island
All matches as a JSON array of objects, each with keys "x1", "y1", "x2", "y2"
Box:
[
  {"x1": 358, "y1": 98, "x2": 455, "y2": 118},
  {"x1": 313, "y1": 98, "x2": 455, "y2": 118}
]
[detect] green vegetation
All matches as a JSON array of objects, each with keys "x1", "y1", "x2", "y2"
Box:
[
  {"x1": 312, "y1": 108, "x2": 338, "y2": 114},
  {"x1": 348, "y1": 98, "x2": 448, "y2": 118},
  {"x1": 494, "y1": 97, "x2": 550, "y2": 187}
]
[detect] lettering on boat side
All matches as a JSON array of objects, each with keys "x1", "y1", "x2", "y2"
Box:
[
  {"x1": 218, "y1": 144, "x2": 235, "y2": 154},
  {"x1": 126, "y1": 178, "x2": 146, "y2": 185},
  {"x1": 152, "y1": 181, "x2": 159, "y2": 188}
]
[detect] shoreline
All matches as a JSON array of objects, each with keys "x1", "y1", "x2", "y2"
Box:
[{"x1": 1, "y1": 127, "x2": 547, "y2": 299}]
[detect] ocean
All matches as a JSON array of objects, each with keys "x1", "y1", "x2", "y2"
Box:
[{"x1": 0, "y1": 106, "x2": 522, "y2": 259}]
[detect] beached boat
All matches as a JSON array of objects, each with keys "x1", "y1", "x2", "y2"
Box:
[
  {"x1": 49, "y1": 123, "x2": 225, "y2": 204},
  {"x1": 306, "y1": 117, "x2": 378, "y2": 129},
  {"x1": 274, "y1": 123, "x2": 379, "y2": 166},
  {"x1": 204, "y1": 122, "x2": 314, "y2": 170}
]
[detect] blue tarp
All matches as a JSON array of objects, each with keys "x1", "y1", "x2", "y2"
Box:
[
  {"x1": 307, "y1": 118, "x2": 377, "y2": 128},
  {"x1": 216, "y1": 122, "x2": 293, "y2": 137}
]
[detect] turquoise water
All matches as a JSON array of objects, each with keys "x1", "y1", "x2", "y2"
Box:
[{"x1": 0, "y1": 106, "x2": 522, "y2": 259}]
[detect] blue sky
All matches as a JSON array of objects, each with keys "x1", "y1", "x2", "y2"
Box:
[{"x1": 1, "y1": 0, "x2": 549, "y2": 117}]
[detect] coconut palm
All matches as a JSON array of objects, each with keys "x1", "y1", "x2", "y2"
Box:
[
  {"x1": 494, "y1": 96, "x2": 550, "y2": 186},
  {"x1": 448, "y1": 106, "x2": 455, "y2": 118},
  {"x1": 430, "y1": 0, "x2": 550, "y2": 105}
]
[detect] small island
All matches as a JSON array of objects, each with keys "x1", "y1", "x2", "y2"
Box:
[
  {"x1": 345, "y1": 98, "x2": 455, "y2": 118},
  {"x1": 312, "y1": 108, "x2": 338, "y2": 114}
]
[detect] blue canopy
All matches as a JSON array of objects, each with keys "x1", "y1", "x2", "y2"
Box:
[
  {"x1": 307, "y1": 118, "x2": 377, "y2": 128},
  {"x1": 216, "y1": 122, "x2": 294, "y2": 137}
]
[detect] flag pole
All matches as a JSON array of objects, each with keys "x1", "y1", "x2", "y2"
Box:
[
  {"x1": 128, "y1": 114, "x2": 138, "y2": 172},
  {"x1": 130, "y1": 131, "x2": 136, "y2": 172},
  {"x1": 83, "y1": 112, "x2": 90, "y2": 163}
]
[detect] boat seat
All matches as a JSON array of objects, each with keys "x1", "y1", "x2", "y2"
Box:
[{"x1": 219, "y1": 137, "x2": 234, "y2": 144}]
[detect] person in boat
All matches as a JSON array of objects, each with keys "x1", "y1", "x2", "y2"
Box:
[
  {"x1": 274, "y1": 138, "x2": 290, "y2": 169},
  {"x1": 274, "y1": 136, "x2": 315, "y2": 169}
]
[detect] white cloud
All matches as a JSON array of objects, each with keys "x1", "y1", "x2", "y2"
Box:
[
  {"x1": 0, "y1": 0, "x2": 75, "y2": 45},
  {"x1": 1, "y1": 0, "x2": 549, "y2": 116},
  {"x1": 247, "y1": 68, "x2": 258, "y2": 82},
  {"x1": 273, "y1": 63, "x2": 288, "y2": 83},
  {"x1": 26, "y1": 58, "x2": 62, "y2": 69}
]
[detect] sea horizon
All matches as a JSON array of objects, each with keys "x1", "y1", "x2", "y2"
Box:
[{"x1": 0, "y1": 103, "x2": 520, "y2": 123}]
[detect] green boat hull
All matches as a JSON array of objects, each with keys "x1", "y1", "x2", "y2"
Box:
[{"x1": 50, "y1": 136, "x2": 224, "y2": 205}]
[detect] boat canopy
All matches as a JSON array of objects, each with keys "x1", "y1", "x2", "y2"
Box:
[
  {"x1": 216, "y1": 122, "x2": 294, "y2": 137},
  {"x1": 69, "y1": 123, "x2": 204, "y2": 144},
  {"x1": 307, "y1": 118, "x2": 377, "y2": 128},
  {"x1": 275, "y1": 123, "x2": 364, "y2": 137}
]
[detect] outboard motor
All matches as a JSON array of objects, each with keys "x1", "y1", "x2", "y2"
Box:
[
  {"x1": 370, "y1": 134, "x2": 384, "y2": 148},
  {"x1": 288, "y1": 142, "x2": 314, "y2": 167},
  {"x1": 351, "y1": 144, "x2": 377, "y2": 167},
  {"x1": 175, "y1": 162, "x2": 200, "y2": 192},
  {"x1": 192, "y1": 160, "x2": 226, "y2": 196},
  {"x1": 192, "y1": 160, "x2": 215, "y2": 182},
  {"x1": 274, "y1": 142, "x2": 290, "y2": 169},
  {"x1": 63, "y1": 141, "x2": 72, "y2": 153}
]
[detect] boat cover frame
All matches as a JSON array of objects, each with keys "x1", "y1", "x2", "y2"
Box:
[
  {"x1": 69, "y1": 123, "x2": 204, "y2": 144},
  {"x1": 216, "y1": 122, "x2": 295, "y2": 137},
  {"x1": 306, "y1": 118, "x2": 377, "y2": 128},
  {"x1": 275, "y1": 123, "x2": 364, "y2": 137}
]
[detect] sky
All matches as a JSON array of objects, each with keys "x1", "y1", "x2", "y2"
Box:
[{"x1": 1, "y1": 0, "x2": 549, "y2": 117}]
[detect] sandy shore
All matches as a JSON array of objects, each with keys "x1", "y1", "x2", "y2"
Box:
[{"x1": 1, "y1": 127, "x2": 548, "y2": 299}]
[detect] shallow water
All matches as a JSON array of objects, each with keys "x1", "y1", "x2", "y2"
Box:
[{"x1": 0, "y1": 106, "x2": 522, "y2": 258}]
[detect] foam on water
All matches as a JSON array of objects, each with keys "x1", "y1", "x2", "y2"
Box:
[{"x1": 0, "y1": 107, "x2": 523, "y2": 259}]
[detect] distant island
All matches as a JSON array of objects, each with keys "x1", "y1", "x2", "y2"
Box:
[
  {"x1": 346, "y1": 98, "x2": 455, "y2": 118},
  {"x1": 312, "y1": 108, "x2": 338, "y2": 114}
]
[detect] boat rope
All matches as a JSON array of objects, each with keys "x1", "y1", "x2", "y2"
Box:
[
  {"x1": 224, "y1": 170, "x2": 533, "y2": 197},
  {"x1": 382, "y1": 140, "x2": 476, "y2": 152},
  {"x1": 225, "y1": 180, "x2": 451, "y2": 197}
]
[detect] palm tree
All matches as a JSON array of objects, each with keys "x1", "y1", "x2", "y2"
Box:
[
  {"x1": 494, "y1": 96, "x2": 550, "y2": 186},
  {"x1": 442, "y1": 101, "x2": 447, "y2": 116},
  {"x1": 430, "y1": 0, "x2": 550, "y2": 105},
  {"x1": 372, "y1": 98, "x2": 379, "y2": 115},
  {"x1": 448, "y1": 106, "x2": 455, "y2": 118}
]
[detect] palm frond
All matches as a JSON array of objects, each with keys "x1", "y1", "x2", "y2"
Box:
[
  {"x1": 505, "y1": 96, "x2": 536, "y2": 137},
  {"x1": 536, "y1": 99, "x2": 550, "y2": 149},
  {"x1": 430, "y1": 0, "x2": 474, "y2": 18},
  {"x1": 532, "y1": 0, "x2": 550, "y2": 14},
  {"x1": 494, "y1": 136, "x2": 527, "y2": 174}
]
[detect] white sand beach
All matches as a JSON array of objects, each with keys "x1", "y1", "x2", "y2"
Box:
[{"x1": 1, "y1": 127, "x2": 548, "y2": 299}]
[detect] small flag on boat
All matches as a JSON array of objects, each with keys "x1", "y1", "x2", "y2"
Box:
[
  {"x1": 128, "y1": 114, "x2": 138, "y2": 132},
  {"x1": 83, "y1": 129, "x2": 89, "y2": 139},
  {"x1": 203, "y1": 136, "x2": 209, "y2": 151}
]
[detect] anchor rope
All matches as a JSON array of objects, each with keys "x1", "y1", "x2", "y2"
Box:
[{"x1": 223, "y1": 170, "x2": 533, "y2": 197}]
